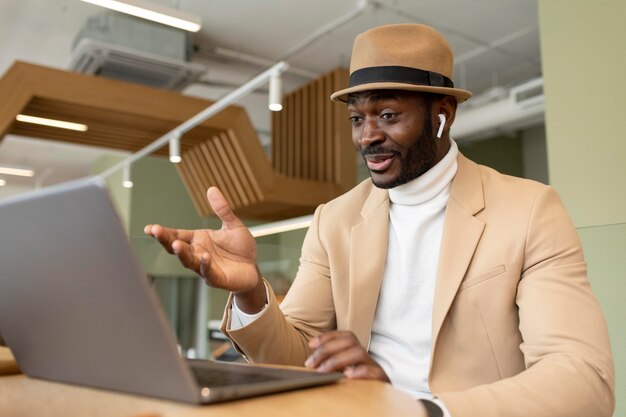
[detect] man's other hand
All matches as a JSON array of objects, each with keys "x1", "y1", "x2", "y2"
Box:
[{"x1": 305, "y1": 331, "x2": 390, "y2": 382}]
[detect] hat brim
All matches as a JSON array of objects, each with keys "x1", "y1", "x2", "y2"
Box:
[{"x1": 330, "y1": 82, "x2": 472, "y2": 103}]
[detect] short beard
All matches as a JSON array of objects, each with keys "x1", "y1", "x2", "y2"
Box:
[{"x1": 368, "y1": 112, "x2": 437, "y2": 189}]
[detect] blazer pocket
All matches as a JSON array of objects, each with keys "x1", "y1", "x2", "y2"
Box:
[{"x1": 459, "y1": 264, "x2": 506, "y2": 291}]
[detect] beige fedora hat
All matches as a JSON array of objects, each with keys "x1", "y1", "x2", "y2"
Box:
[{"x1": 330, "y1": 23, "x2": 472, "y2": 103}]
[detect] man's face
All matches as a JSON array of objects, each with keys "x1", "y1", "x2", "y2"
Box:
[{"x1": 348, "y1": 90, "x2": 438, "y2": 189}]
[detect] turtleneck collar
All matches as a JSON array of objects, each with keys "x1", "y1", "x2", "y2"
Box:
[{"x1": 388, "y1": 139, "x2": 458, "y2": 205}]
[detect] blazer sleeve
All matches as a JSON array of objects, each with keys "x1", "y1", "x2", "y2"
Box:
[
  {"x1": 220, "y1": 204, "x2": 336, "y2": 365},
  {"x1": 438, "y1": 187, "x2": 615, "y2": 417}
]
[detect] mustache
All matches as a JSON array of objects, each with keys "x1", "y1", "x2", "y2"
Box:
[{"x1": 360, "y1": 145, "x2": 400, "y2": 157}]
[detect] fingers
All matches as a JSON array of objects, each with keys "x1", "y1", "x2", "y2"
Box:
[
  {"x1": 343, "y1": 364, "x2": 388, "y2": 381},
  {"x1": 305, "y1": 331, "x2": 389, "y2": 382},
  {"x1": 144, "y1": 224, "x2": 200, "y2": 275},
  {"x1": 144, "y1": 224, "x2": 194, "y2": 254},
  {"x1": 207, "y1": 187, "x2": 244, "y2": 230},
  {"x1": 305, "y1": 331, "x2": 368, "y2": 372},
  {"x1": 171, "y1": 240, "x2": 203, "y2": 274}
]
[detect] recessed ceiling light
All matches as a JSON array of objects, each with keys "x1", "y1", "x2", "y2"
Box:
[
  {"x1": 15, "y1": 115, "x2": 88, "y2": 132},
  {"x1": 80, "y1": 0, "x2": 202, "y2": 32},
  {"x1": 0, "y1": 166, "x2": 35, "y2": 177}
]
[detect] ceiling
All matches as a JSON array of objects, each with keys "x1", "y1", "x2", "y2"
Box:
[{"x1": 0, "y1": 0, "x2": 541, "y2": 197}]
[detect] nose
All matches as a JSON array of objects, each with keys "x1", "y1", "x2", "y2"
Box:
[{"x1": 359, "y1": 118, "x2": 384, "y2": 147}]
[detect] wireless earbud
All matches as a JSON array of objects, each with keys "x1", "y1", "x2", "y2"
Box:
[{"x1": 437, "y1": 113, "x2": 446, "y2": 139}]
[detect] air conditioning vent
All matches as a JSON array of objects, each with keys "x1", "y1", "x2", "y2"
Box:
[
  {"x1": 514, "y1": 84, "x2": 543, "y2": 103},
  {"x1": 69, "y1": 12, "x2": 205, "y2": 90},
  {"x1": 70, "y1": 38, "x2": 205, "y2": 90},
  {"x1": 511, "y1": 77, "x2": 544, "y2": 108},
  {"x1": 452, "y1": 77, "x2": 545, "y2": 141}
]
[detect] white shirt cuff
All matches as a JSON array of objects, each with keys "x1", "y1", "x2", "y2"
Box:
[{"x1": 229, "y1": 282, "x2": 270, "y2": 330}]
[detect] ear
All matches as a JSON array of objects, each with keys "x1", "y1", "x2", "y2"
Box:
[{"x1": 435, "y1": 96, "x2": 457, "y2": 139}]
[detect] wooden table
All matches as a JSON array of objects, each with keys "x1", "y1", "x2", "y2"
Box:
[{"x1": 0, "y1": 348, "x2": 427, "y2": 417}]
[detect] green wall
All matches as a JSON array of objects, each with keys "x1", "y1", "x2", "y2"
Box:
[
  {"x1": 127, "y1": 156, "x2": 218, "y2": 277},
  {"x1": 458, "y1": 134, "x2": 524, "y2": 178},
  {"x1": 578, "y1": 223, "x2": 626, "y2": 417},
  {"x1": 539, "y1": 1, "x2": 626, "y2": 415},
  {"x1": 539, "y1": 0, "x2": 626, "y2": 228}
]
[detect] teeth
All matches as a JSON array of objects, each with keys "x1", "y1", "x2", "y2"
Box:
[{"x1": 366, "y1": 154, "x2": 391, "y2": 159}]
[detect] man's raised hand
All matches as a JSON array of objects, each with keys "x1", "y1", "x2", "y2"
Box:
[{"x1": 144, "y1": 187, "x2": 261, "y2": 298}]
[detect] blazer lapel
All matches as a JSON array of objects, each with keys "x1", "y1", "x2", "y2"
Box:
[
  {"x1": 431, "y1": 155, "x2": 486, "y2": 351},
  {"x1": 347, "y1": 186, "x2": 390, "y2": 348}
]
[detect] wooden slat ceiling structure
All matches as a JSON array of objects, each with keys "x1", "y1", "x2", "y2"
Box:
[{"x1": 0, "y1": 62, "x2": 354, "y2": 220}]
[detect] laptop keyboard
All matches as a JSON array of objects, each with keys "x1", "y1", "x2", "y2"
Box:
[{"x1": 190, "y1": 365, "x2": 283, "y2": 387}]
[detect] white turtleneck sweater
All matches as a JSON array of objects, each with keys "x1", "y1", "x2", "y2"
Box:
[
  {"x1": 232, "y1": 140, "x2": 459, "y2": 416},
  {"x1": 369, "y1": 139, "x2": 458, "y2": 401}
]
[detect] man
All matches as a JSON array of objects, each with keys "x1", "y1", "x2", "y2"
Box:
[{"x1": 146, "y1": 24, "x2": 614, "y2": 417}]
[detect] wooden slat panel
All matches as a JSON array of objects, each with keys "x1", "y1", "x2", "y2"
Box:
[
  {"x1": 225, "y1": 129, "x2": 263, "y2": 203},
  {"x1": 201, "y1": 139, "x2": 240, "y2": 209},
  {"x1": 177, "y1": 156, "x2": 211, "y2": 216},
  {"x1": 20, "y1": 97, "x2": 221, "y2": 150},
  {"x1": 219, "y1": 131, "x2": 257, "y2": 205},
  {"x1": 9, "y1": 125, "x2": 166, "y2": 157},
  {"x1": 308, "y1": 82, "x2": 317, "y2": 181},
  {"x1": 216, "y1": 135, "x2": 245, "y2": 208},
  {"x1": 274, "y1": 96, "x2": 283, "y2": 174},
  {"x1": 325, "y1": 72, "x2": 334, "y2": 182},
  {"x1": 333, "y1": 69, "x2": 346, "y2": 184},
  {"x1": 214, "y1": 132, "x2": 249, "y2": 206},
  {"x1": 188, "y1": 147, "x2": 214, "y2": 198},
  {"x1": 279, "y1": 92, "x2": 288, "y2": 175},
  {"x1": 285, "y1": 93, "x2": 294, "y2": 177},
  {"x1": 301, "y1": 85, "x2": 309, "y2": 178},
  {"x1": 268, "y1": 68, "x2": 351, "y2": 184},
  {"x1": 180, "y1": 149, "x2": 212, "y2": 216},
  {"x1": 335, "y1": 68, "x2": 355, "y2": 189},
  {"x1": 229, "y1": 110, "x2": 274, "y2": 191},
  {"x1": 271, "y1": 109, "x2": 280, "y2": 173},
  {"x1": 191, "y1": 146, "x2": 221, "y2": 212},
  {"x1": 317, "y1": 72, "x2": 326, "y2": 181},
  {"x1": 14, "y1": 102, "x2": 220, "y2": 158},
  {"x1": 294, "y1": 87, "x2": 302, "y2": 178},
  {"x1": 0, "y1": 74, "x2": 31, "y2": 138}
]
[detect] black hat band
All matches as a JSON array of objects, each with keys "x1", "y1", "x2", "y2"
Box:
[{"x1": 349, "y1": 65, "x2": 454, "y2": 89}]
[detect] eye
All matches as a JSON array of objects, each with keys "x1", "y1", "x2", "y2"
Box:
[
  {"x1": 349, "y1": 115, "x2": 363, "y2": 124},
  {"x1": 380, "y1": 112, "x2": 395, "y2": 120}
]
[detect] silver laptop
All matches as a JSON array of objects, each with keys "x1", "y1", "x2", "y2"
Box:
[{"x1": 0, "y1": 177, "x2": 341, "y2": 404}]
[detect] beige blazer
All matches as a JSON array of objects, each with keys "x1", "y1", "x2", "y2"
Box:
[{"x1": 222, "y1": 154, "x2": 614, "y2": 417}]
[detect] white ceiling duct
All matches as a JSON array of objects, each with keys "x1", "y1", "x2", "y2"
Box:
[
  {"x1": 452, "y1": 77, "x2": 544, "y2": 142},
  {"x1": 69, "y1": 12, "x2": 205, "y2": 90}
]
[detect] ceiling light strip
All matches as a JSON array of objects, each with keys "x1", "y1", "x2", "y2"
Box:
[
  {"x1": 15, "y1": 114, "x2": 88, "y2": 132},
  {"x1": 0, "y1": 167, "x2": 35, "y2": 177},
  {"x1": 80, "y1": 0, "x2": 202, "y2": 32},
  {"x1": 249, "y1": 215, "x2": 313, "y2": 238}
]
